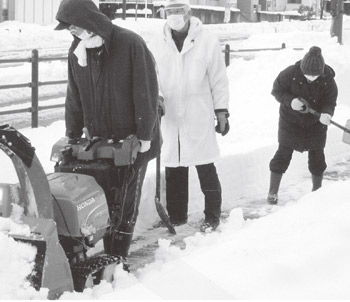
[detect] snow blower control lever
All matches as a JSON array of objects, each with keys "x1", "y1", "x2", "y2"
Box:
[{"x1": 52, "y1": 132, "x2": 140, "y2": 167}]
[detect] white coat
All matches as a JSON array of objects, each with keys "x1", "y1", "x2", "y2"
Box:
[{"x1": 149, "y1": 17, "x2": 230, "y2": 167}]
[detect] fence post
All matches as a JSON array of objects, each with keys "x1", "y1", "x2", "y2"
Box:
[
  {"x1": 225, "y1": 44, "x2": 230, "y2": 67},
  {"x1": 31, "y1": 49, "x2": 39, "y2": 128}
]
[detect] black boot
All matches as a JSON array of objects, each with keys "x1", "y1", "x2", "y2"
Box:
[
  {"x1": 103, "y1": 230, "x2": 133, "y2": 258},
  {"x1": 267, "y1": 172, "x2": 283, "y2": 204},
  {"x1": 312, "y1": 174, "x2": 323, "y2": 191},
  {"x1": 103, "y1": 231, "x2": 131, "y2": 273}
]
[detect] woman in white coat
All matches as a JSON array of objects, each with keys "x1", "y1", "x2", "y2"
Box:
[{"x1": 149, "y1": 0, "x2": 230, "y2": 232}]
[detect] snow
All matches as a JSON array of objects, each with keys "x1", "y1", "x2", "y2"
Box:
[{"x1": 1, "y1": 15, "x2": 350, "y2": 299}]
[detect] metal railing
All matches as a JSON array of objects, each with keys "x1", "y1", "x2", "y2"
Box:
[
  {"x1": 0, "y1": 44, "x2": 300, "y2": 128},
  {"x1": 0, "y1": 49, "x2": 67, "y2": 128},
  {"x1": 223, "y1": 43, "x2": 291, "y2": 67}
]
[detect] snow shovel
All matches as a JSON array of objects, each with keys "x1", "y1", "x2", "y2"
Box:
[
  {"x1": 155, "y1": 110, "x2": 176, "y2": 235},
  {"x1": 299, "y1": 98, "x2": 350, "y2": 144}
]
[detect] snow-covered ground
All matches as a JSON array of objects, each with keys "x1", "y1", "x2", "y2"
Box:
[{"x1": 1, "y1": 15, "x2": 350, "y2": 299}]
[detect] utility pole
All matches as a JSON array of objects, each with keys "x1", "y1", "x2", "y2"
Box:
[
  {"x1": 0, "y1": 0, "x2": 3, "y2": 23},
  {"x1": 330, "y1": 0, "x2": 344, "y2": 44},
  {"x1": 122, "y1": 0, "x2": 127, "y2": 20},
  {"x1": 320, "y1": 0, "x2": 325, "y2": 19}
]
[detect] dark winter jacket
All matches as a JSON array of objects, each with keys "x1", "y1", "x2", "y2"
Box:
[
  {"x1": 271, "y1": 60, "x2": 338, "y2": 152},
  {"x1": 56, "y1": 0, "x2": 160, "y2": 165}
]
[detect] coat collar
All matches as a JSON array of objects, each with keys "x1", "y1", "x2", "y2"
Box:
[
  {"x1": 163, "y1": 16, "x2": 202, "y2": 47},
  {"x1": 294, "y1": 60, "x2": 336, "y2": 84}
]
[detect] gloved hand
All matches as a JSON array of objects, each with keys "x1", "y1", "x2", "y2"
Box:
[
  {"x1": 319, "y1": 113, "x2": 332, "y2": 126},
  {"x1": 158, "y1": 96, "x2": 165, "y2": 117},
  {"x1": 291, "y1": 98, "x2": 307, "y2": 111},
  {"x1": 139, "y1": 140, "x2": 151, "y2": 153},
  {"x1": 215, "y1": 111, "x2": 230, "y2": 136}
]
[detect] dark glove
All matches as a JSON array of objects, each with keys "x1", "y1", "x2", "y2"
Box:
[
  {"x1": 66, "y1": 130, "x2": 82, "y2": 144},
  {"x1": 215, "y1": 110, "x2": 230, "y2": 136},
  {"x1": 158, "y1": 96, "x2": 165, "y2": 117}
]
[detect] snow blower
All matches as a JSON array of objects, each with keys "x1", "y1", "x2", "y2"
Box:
[{"x1": 0, "y1": 124, "x2": 145, "y2": 298}]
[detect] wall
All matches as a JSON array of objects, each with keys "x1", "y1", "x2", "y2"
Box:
[
  {"x1": 7, "y1": 0, "x2": 99, "y2": 25},
  {"x1": 275, "y1": 0, "x2": 321, "y2": 11},
  {"x1": 257, "y1": 11, "x2": 283, "y2": 21},
  {"x1": 7, "y1": 0, "x2": 60, "y2": 24},
  {"x1": 191, "y1": 6, "x2": 240, "y2": 23},
  {"x1": 237, "y1": 0, "x2": 259, "y2": 21}
]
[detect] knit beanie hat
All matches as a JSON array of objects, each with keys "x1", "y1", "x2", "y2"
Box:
[{"x1": 300, "y1": 46, "x2": 325, "y2": 76}]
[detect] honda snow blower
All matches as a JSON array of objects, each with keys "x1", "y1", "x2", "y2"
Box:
[{"x1": 0, "y1": 124, "x2": 141, "y2": 298}]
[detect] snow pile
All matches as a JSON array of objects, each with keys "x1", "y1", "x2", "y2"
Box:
[{"x1": 132, "y1": 182, "x2": 350, "y2": 299}]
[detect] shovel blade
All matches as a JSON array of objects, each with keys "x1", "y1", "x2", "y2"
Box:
[
  {"x1": 155, "y1": 198, "x2": 176, "y2": 234},
  {"x1": 342, "y1": 119, "x2": 350, "y2": 144}
]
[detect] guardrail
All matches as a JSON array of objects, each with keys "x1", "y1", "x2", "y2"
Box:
[
  {"x1": 0, "y1": 49, "x2": 67, "y2": 128},
  {"x1": 223, "y1": 43, "x2": 290, "y2": 67},
  {"x1": 0, "y1": 44, "x2": 301, "y2": 128}
]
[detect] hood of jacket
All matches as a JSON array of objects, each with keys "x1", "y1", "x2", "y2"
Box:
[{"x1": 56, "y1": 0, "x2": 113, "y2": 43}]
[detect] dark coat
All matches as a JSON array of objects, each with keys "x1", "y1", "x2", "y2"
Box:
[
  {"x1": 57, "y1": 0, "x2": 160, "y2": 165},
  {"x1": 271, "y1": 60, "x2": 338, "y2": 152}
]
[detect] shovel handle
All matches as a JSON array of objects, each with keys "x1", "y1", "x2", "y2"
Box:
[
  {"x1": 330, "y1": 120, "x2": 350, "y2": 134},
  {"x1": 308, "y1": 108, "x2": 350, "y2": 134}
]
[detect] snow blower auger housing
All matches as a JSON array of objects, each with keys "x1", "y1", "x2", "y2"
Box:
[{"x1": 0, "y1": 125, "x2": 140, "y2": 298}]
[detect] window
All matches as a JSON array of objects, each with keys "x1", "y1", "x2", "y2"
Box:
[{"x1": 288, "y1": 0, "x2": 302, "y2": 3}]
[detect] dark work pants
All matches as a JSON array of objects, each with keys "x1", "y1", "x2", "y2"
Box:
[
  {"x1": 104, "y1": 163, "x2": 148, "y2": 257},
  {"x1": 269, "y1": 144, "x2": 326, "y2": 176},
  {"x1": 165, "y1": 163, "x2": 222, "y2": 224}
]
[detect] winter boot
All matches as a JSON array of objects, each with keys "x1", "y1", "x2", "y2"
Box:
[
  {"x1": 103, "y1": 230, "x2": 133, "y2": 258},
  {"x1": 200, "y1": 220, "x2": 219, "y2": 233},
  {"x1": 103, "y1": 232, "x2": 130, "y2": 274},
  {"x1": 267, "y1": 172, "x2": 283, "y2": 204},
  {"x1": 312, "y1": 174, "x2": 323, "y2": 191}
]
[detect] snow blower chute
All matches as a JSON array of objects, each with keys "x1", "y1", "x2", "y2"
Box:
[{"x1": 0, "y1": 124, "x2": 142, "y2": 298}]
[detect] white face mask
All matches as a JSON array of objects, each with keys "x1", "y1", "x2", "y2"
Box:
[
  {"x1": 77, "y1": 30, "x2": 94, "y2": 41},
  {"x1": 167, "y1": 14, "x2": 186, "y2": 31},
  {"x1": 304, "y1": 74, "x2": 319, "y2": 82}
]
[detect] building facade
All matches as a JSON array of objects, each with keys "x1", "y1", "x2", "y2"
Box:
[
  {"x1": 0, "y1": 0, "x2": 323, "y2": 25},
  {"x1": 270, "y1": 0, "x2": 321, "y2": 12},
  {"x1": 237, "y1": 0, "x2": 259, "y2": 21},
  {"x1": 4, "y1": 0, "x2": 99, "y2": 25}
]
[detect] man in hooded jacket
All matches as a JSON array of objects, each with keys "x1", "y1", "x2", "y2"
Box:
[
  {"x1": 268, "y1": 46, "x2": 338, "y2": 204},
  {"x1": 54, "y1": 0, "x2": 160, "y2": 258},
  {"x1": 149, "y1": 0, "x2": 230, "y2": 232}
]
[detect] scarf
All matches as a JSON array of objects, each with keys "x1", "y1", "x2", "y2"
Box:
[{"x1": 73, "y1": 35, "x2": 104, "y2": 67}]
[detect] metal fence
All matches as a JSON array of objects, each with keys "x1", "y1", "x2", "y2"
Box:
[
  {"x1": 0, "y1": 44, "x2": 295, "y2": 128},
  {"x1": 0, "y1": 49, "x2": 67, "y2": 128},
  {"x1": 223, "y1": 43, "x2": 290, "y2": 67}
]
